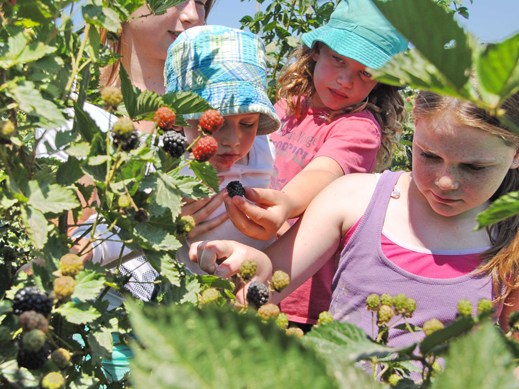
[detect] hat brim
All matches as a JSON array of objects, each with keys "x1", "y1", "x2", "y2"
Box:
[
  {"x1": 182, "y1": 82, "x2": 280, "y2": 136},
  {"x1": 302, "y1": 25, "x2": 391, "y2": 69}
]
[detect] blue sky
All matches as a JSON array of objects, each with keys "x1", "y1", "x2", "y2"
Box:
[{"x1": 207, "y1": 0, "x2": 519, "y2": 43}]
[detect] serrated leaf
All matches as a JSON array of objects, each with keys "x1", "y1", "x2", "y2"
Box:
[
  {"x1": 174, "y1": 175, "x2": 212, "y2": 200},
  {"x1": 66, "y1": 142, "x2": 91, "y2": 158},
  {"x1": 83, "y1": 5, "x2": 121, "y2": 33},
  {"x1": 477, "y1": 33, "x2": 519, "y2": 103},
  {"x1": 0, "y1": 360, "x2": 39, "y2": 388},
  {"x1": 27, "y1": 181, "x2": 80, "y2": 214},
  {"x1": 73, "y1": 102, "x2": 102, "y2": 144},
  {"x1": 133, "y1": 224, "x2": 182, "y2": 252},
  {"x1": 475, "y1": 191, "x2": 519, "y2": 230},
  {"x1": 88, "y1": 328, "x2": 113, "y2": 365},
  {"x1": 143, "y1": 249, "x2": 180, "y2": 286},
  {"x1": 31, "y1": 262, "x2": 53, "y2": 293},
  {"x1": 134, "y1": 90, "x2": 165, "y2": 120},
  {"x1": 0, "y1": 31, "x2": 55, "y2": 68},
  {"x1": 129, "y1": 303, "x2": 337, "y2": 388},
  {"x1": 431, "y1": 322, "x2": 517, "y2": 389},
  {"x1": 73, "y1": 269, "x2": 106, "y2": 301},
  {"x1": 140, "y1": 172, "x2": 182, "y2": 218},
  {"x1": 189, "y1": 161, "x2": 220, "y2": 193},
  {"x1": 20, "y1": 204, "x2": 48, "y2": 249},
  {"x1": 147, "y1": 0, "x2": 186, "y2": 15},
  {"x1": 56, "y1": 158, "x2": 84, "y2": 186},
  {"x1": 374, "y1": 0, "x2": 471, "y2": 89},
  {"x1": 55, "y1": 301, "x2": 101, "y2": 324},
  {"x1": 88, "y1": 155, "x2": 111, "y2": 166},
  {"x1": 162, "y1": 91, "x2": 214, "y2": 116},
  {"x1": 119, "y1": 64, "x2": 138, "y2": 119},
  {"x1": 420, "y1": 315, "x2": 475, "y2": 355},
  {"x1": 196, "y1": 275, "x2": 234, "y2": 290}
]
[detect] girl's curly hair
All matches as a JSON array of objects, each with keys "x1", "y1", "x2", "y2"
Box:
[{"x1": 276, "y1": 42, "x2": 406, "y2": 171}]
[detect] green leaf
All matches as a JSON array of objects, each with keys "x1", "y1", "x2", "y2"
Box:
[
  {"x1": 72, "y1": 269, "x2": 106, "y2": 301},
  {"x1": 88, "y1": 155, "x2": 111, "y2": 166},
  {"x1": 135, "y1": 90, "x2": 166, "y2": 120},
  {"x1": 55, "y1": 301, "x2": 101, "y2": 324},
  {"x1": 196, "y1": 275, "x2": 235, "y2": 291},
  {"x1": 475, "y1": 191, "x2": 519, "y2": 230},
  {"x1": 140, "y1": 172, "x2": 182, "y2": 219},
  {"x1": 83, "y1": 5, "x2": 121, "y2": 33},
  {"x1": 27, "y1": 182, "x2": 80, "y2": 214},
  {"x1": 65, "y1": 142, "x2": 91, "y2": 158},
  {"x1": 56, "y1": 158, "x2": 85, "y2": 186},
  {"x1": 189, "y1": 161, "x2": 220, "y2": 193},
  {"x1": 129, "y1": 303, "x2": 336, "y2": 388},
  {"x1": 73, "y1": 102, "x2": 102, "y2": 144},
  {"x1": 119, "y1": 64, "x2": 139, "y2": 119},
  {"x1": 0, "y1": 301, "x2": 12, "y2": 316},
  {"x1": 0, "y1": 31, "x2": 56, "y2": 68},
  {"x1": 6, "y1": 80, "x2": 66, "y2": 128},
  {"x1": 374, "y1": 0, "x2": 472, "y2": 89},
  {"x1": 420, "y1": 315, "x2": 475, "y2": 355},
  {"x1": 477, "y1": 33, "x2": 519, "y2": 103},
  {"x1": 162, "y1": 91, "x2": 214, "y2": 116},
  {"x1": 158, "y1": 275, "x2": 201, "y2": 305},
  {"x1": 147, "y1": 0, "x2": 189, "y2": 15},
  {"x1": 133, "y1": 224, "x2": 182, "y2": 252},
  {"x1": 87, "y1": 25, "x2": 101, "y2": 63},
  {"x1": 173, "y1": 175, "x2": 212, "y2": 201},
  {"x1": 143, "y1": 249, "x2": 180, "y2": 286},
  {"x1": 88, "y1": 328, "x2": 113, "y2": 365},
  {"x1": 20, "y1": 204, "x2": 48, "y2": 249},
  {"x1": 82, "y1": 133, "x2": 108, "y2": 185},
  {"x1": 431, "y1": 322, "x2": 517, "y2": 389},
  {"x1": 31, "y1": 263, "x2": 53, "y2": 293}
]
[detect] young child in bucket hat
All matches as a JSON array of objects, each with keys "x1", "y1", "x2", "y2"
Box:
[
  {"x1": 164, "y1": 25, "x2": 281, "y2": 274},
  {"x1": 221, "y1": 0, "x2": 408, "y2": 328}
]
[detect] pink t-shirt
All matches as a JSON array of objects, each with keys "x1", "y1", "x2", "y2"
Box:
[
  {"x1": 340, "y1": 219, "x2": 485, "y2": 279},
  {"x1": 270, "y1": 100, "x2": 382, "y2": 324}
]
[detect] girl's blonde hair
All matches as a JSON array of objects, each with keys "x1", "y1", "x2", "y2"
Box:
[
  {"x1": 99, "y1": 0, "x2": 216, "y2": 87},
  {"x1": 276, "y1": 43, "x2": 406, "y2": 171},
  {"x1": 414, "y1": 90, "x2": 519, "y2": 301}
]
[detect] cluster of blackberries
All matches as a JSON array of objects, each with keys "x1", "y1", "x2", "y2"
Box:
[
  {"x1": 162, "y1": 131, "x2": 187, "y2": 158},
  {"x1": 112, "y1": 118, "x2": 140, "y2": 152},
  {"x1": 226, "y1": 181, "x2": 245, "y2": 198},
  {"x1": 12, "y1": 287, "x2": 53, "y2": 317}
]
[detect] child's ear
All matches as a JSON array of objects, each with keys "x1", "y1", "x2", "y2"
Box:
[{"x1": 511, "y1": 150, "x2": 519, "y2": 169}]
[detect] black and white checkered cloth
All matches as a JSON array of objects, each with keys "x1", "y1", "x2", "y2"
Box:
[{"x1": 117, "y1": 256, "x2": 159, "y2": 302}]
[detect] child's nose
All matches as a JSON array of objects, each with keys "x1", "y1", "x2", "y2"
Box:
[
  {"x1": 337, "y1": 70, "x2": 354, "y2": 89},
  {"x1": 179, "y1": 0, "x2": 201, "y2": 26},
  {"x1": 435, "y1": 175, "x2": 459, "y2": 191},
  {"x1": 219, "y1": 126, "x2": 240, "y2": 148}
]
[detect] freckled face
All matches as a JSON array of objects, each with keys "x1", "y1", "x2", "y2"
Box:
[
  {"x1": 411, "y1": 114, "x2": 519, "y2": 218},
  {"x1": 310, "y1": 44, "x2": 378, "y2": 111},
  {"x1": 125, "y1": 0, "x2": 207, "y2": 61},
  {"x1": 185, "y1": 113, "x2": 260, "y2": 171}
]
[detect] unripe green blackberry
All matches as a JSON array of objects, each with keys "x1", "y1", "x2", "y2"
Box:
[
  {"x1": 388, "y1": 374, "x2": 402, "y2": 386},
  {"x1": 317, "y1": 311, "x2": 334, "y2": 325},
  {"x1": 377, "y1": 305, "x2": 394, "y2": 326},
  {"x1": 239, "y1": 259, "x2": 257, "y2": 282},
  {"x1": 0, "y1": 326, "x2": 11, "y2": 345},
  {"x1": 135, "y1": 209, "x2": 148, "y2": 223},
  {"x1": 457, "y1": 299, "x2": 473, "y2": 316},
  {"x1": 100, "y1": 86, "x2": 123, "y2": 109},
  {"x1": 53, "y1": 276, "x2": 75, "y2": 302},
  {"x1": 286, "y1": 327, "x2": 304, "y2": 338},
  {"x1": 59, "y1": 253, "x2": 84, "y2": 277},
  {"x1": 246, "y1": 281, "x2": 269, "y2": 309},
  {"x1": 51, "y1": 348, "x2": 71, "y2": 369},
  {"x1": 23, "y1": 329, "x2": 46, "y2": 352},
  {"x1": 477, "y1": 298, "x2": 493, "y2": 315},
  {"x1": 380, "y1": 294, "x2": 393, "y2": 307},
  {"x1": 403, "y1": 298, "x2": 416, "y2": 318},
  {"x1": 423, "y1": 318, "x2": 444, "y2": 336},
  {"x1": 257, "y1": 303, "x2": 280, "y2": 321},
  {"x1": 200, "y1": 288, "x2": 220, "y2": 305},
  {"x1": 365, "y1": 294, "x2": 380, "y2": 312},
  {"x1": 118, "y1": 194, "x2": 131, "y2": 208},
  {"x1": 393, "y1": 293, "x2": 408, "y2": 314},
  {"x1": 177, "y1": 215, "x2": 196, "y2": 235},
  {"x1": 19, "y1": 311, "x2": 48, "y2": 333},
  {"x1": 41, "y1": 371, "x2": 65, "y2": 389},
  {"x1": 276, "y1": 312, "x2": 289, "y2": 329},
  {"x1": 0, "y1": 120, "x2": 15, "y2": 143},
  {"x1": 508, "y1": 311, "x2": 519, "y2": 331},
  {"x1": 112, "y1": 118, "x2": 134, "y2": 139},
  {"x1": 12, "y1": 287, "x2": 53, "y2": 317},
  {"x1": 270, "y1": 270, "x2": 290, "y2": 293}
]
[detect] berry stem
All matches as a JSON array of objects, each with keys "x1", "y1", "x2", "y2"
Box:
[
  {"x1": 118, "y1": 170, "x2": 139, "y2": 211},
  {"x1": 184, "y1": 133, "x2": 202, "y2": 152},
  {"x1": 403, "y1": 317, "x2": 421, "y2": 343}
]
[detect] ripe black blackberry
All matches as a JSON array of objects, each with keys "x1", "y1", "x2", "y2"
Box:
[
  {"x1": 162, "y1": 131, "x2": 186, "y2": 158},
  {"x1": 17, "y1": 340, "x2": 50, "y2": 370},
  {"x1": 227, "y1": 180, "x2": 245, "y2": 198},
  {"x1": 113, "y1": 130, "x2": 139, "y2": 152},
  {"x1": 246, "y1": 281, "x2": 269, "y2": 309},
  {"x1": 12, "y1": 287, "x2": 53, "y2": 317},
  {"x1": 135, "y1": 209, "x2": 148, "y2": 223}
]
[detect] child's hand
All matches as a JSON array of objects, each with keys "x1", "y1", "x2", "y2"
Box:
[
  {"x1": 189, "y1": 240, "x2": 272, "y2": 282},
  {"x1": 181, "y1": 191, "x2": 228, "y2": 239},
  {"x1": 224, "y1": 187, "x2": 291, "y2": 241}
]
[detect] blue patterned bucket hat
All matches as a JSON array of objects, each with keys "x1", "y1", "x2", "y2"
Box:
[
  {"x1": 165, "y1": 25, "x2": 280, "y2": 136},
  {"x1": 302, "y1": 0, "x2": 408, "y2": 69}
]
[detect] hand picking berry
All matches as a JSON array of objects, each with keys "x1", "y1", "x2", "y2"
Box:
[
  {"x1": 154, "y1": 106, "x2": 177, "y2": 130},
  {"x1": 59, "y1": 253, "x2": 84, "y2": 277},
  {"x1": 100, "y1": 86, "x2": 123, "y2": 109},
  {"x1": 199, "y1": 109, "x2": 224, "y2": 133},
  {"x1": 226, "y1": 180, "x2": 245, "y2": 198},
  {"x1": 162, "y1": 130, "x2": 186, "y2": 158},
  {"x1": 246, "y1": 281, "x2": 269, "y2": 309},
  {"x1": 192, "y1": 136, "x2": 218, "y2": 162},
  {"x1": 239, "y1": 259, "x2": 257, "y2": 282},
  {"x1": 12, "y1": 287, "x2": 53, "y2": 317}
]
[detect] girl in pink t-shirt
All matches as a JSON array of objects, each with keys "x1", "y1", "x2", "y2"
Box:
[{"x1": 223, "y1": 0, "x2": 408, "y2": 326}]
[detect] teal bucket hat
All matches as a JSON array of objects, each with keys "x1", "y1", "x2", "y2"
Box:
[
  {"x1": 302, "y1": 0, "x2": 408, "y2": 69},
  {"x1": 165, "y1": 25, "x2": 281, "y2": 136}
]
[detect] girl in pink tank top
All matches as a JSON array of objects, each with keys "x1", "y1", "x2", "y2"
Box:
[{"x1": 190, "y1": 90, "x2": 519, "y2": 346}]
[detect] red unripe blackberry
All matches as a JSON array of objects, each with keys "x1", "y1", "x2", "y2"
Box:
[
  {"x1": 154, "y1": 107, "x2": 177, "y2": 130},
  {"x1": 20, "y1": 311, "x2": 49, "y2": 333},
  {"x1": 12, "y1": 287, "x2": 53, "y2": 317},
  {"x1": 226, "y1": 180, "x2": 245, "y2": 198},
  {"x1": 192, "y1": 136, "x2": 218, "y2": 162},
  {"x1": 199, "y1": 109, "x2": 224, "y2": 133},
  {"x1": 162, "y1": 131, "x2": 186, "y2": 158},
  {"x1": 246, "y1": 281, "x2": 269, "y2": 309}
]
